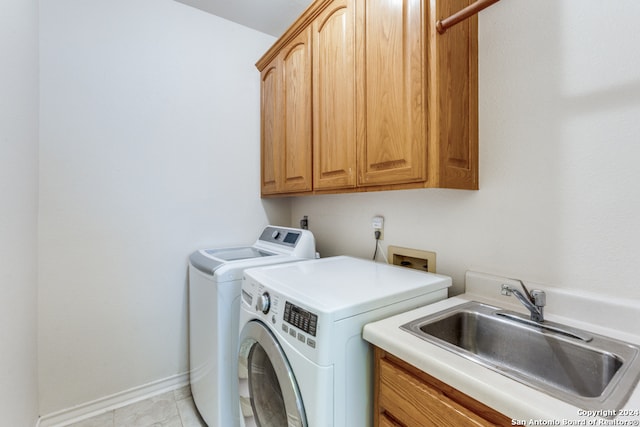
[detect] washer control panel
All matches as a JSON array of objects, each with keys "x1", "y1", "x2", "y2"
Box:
[{"x1": 258, "y1": 226, "x2": 301, "y2": 247}]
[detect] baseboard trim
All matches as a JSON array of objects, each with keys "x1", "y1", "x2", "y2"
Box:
[{"x1": 36, "y1": 372, "x2": 190, "y2": 427}]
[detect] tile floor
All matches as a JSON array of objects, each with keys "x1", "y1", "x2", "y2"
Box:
[{"x1": 66, "y1": 386, "x2": 206, "y2": 427}]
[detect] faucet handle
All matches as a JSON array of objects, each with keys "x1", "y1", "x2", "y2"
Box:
[
  {"x1": 501, "y1": 279, "x2": 546, "y2": 323},
  {"x1": 500, "y1": 284, "x2": 513, "y2": 296},
  {"x1": 505, "y1": 279, "x2": 538, "y2": 303},
  {"x1": 530, "y1": 289, "x2": 546, "y2": 308}
]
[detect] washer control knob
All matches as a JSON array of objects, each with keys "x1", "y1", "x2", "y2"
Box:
[{"x1": 256, "y1": 292, "x2": 270, "y2": 314}]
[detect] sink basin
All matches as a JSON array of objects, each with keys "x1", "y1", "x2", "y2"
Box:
[{"x1": 401, "y1": 301, "x2": 640, "y2": 412}]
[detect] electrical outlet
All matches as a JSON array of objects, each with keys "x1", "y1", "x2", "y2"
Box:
[{"x1": 372, "y1": 216, "x2": 384, "y2": 240}]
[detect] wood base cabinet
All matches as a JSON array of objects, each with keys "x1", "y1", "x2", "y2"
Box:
[
  {"x1": 374, "y1": 348, "x2": 511, "y2": 427},
  {"x1": 256, "y1": 0, "x2": 478, "y2": 197}
]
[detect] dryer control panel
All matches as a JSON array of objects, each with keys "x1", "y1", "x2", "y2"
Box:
[
  {"x1": 242, "y1": 276, "x2": 322, "y2": 358},
  {"x1": 284, "y1": 302, "x2": 318, "y2": 337}
]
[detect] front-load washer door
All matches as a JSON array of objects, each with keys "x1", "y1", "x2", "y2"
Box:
[{"x1": 238, "y1": 320, "x2": 307, "y2": 427}]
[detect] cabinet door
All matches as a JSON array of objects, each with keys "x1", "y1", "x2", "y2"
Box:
[
  {"x1": 313, "y1": 0, "x2": 357, "y2": 190},
  {"x1": 260, "y1": 61, "x2": 281, "y2": 195},
  {"x1": 281, "y1": 28, "x2": 313, "y2": 193},
  {"x1": 356, "y1": 0, "x2": 426, "y2": 186},
  {"x1": 259, "y1": 29, "x2": 312, "y2": 195},
  {"x1": 432, "y1": 0, "x2": 479, "y2": 189}
]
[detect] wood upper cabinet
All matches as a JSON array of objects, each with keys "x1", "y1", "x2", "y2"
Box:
[
  {"x1": 356, "y1": 0, "x2": 426, "y2": 187},
  {"x1": 260, "y1": 28, "x2": 313, "y2": 195},
  {"x1": 313, "y1": 0, "x2": 357, "y2": 190},
  {"x1": 429, "y1": 0, "x2": 479, "y2": 190},
  {"x1": 257, "y1": 0, "x2": 478, "y2": 196},
  {"x1": 374, "y1": 348, "x2": 511, "y2": 427}
]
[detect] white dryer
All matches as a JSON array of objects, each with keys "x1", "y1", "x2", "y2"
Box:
[
  {"x1": 237, "y1": 256, "x2": 451, "y2": 427},
  {"x1": 188, "y1": 225, "x2": 316, "y2": 427}
]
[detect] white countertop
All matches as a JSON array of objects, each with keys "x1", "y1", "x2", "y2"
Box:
[{"x1": 362, "y1": 271, "x2": 640, "y2": 424}]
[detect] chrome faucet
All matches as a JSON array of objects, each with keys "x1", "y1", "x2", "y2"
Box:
[{"x1": 501, "y1": 280, "x2": 546, "y2": 323}]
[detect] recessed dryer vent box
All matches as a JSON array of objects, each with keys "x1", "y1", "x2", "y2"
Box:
[{"x1": 388, "y1": 246, "x2": 436, "y2": 273}]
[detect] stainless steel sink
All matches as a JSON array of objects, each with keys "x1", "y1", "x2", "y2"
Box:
[{"x1": 401, "y1": 301, "x2": 640, "y2": 412}]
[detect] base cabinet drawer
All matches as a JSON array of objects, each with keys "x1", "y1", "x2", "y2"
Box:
[
  {"x1": 380, "y1": 412, "x2": 403, "y2": 427},
  {"x1": 374, "y1": 347, "x2": 511, "y2": 427}
]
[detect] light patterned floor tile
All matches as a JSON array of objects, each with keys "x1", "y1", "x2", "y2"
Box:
[
  {"x1": 113, "y1": 392, "x2": 179, "y2": 427},
  {"x1": 67, "y1": 411, "x2": 114, "y2": 427},
  {"x1": 151, "y1": 414, "x2": 183, "y2": 427},
  {"x1": 176, "y1": 397, "x2": 206, "y2": 427},
  {"x1": 172, "y1": 385, "x2": 192, "y2": 401},
  {"x1": 63, "y1": 386, "x2": 207, "y2": 427}
]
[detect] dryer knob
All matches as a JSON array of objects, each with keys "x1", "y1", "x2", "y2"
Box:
[{"x1": 256, "y1": 292, "x2": 270, "y2": 314}]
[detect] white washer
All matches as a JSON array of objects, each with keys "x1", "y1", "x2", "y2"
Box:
[
  {"x1": 237, "y1": 256, "x2": 452, "y2": 427},
  {"x1": 189, "y1": 225, "x2": 316, "y2": 427}
]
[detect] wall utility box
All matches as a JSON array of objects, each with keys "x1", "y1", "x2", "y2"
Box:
[{"x1": 388, "y1": 246, "x2": 436, "y2": 273}]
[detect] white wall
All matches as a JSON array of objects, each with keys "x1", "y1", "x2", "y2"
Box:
[
  {"x1": 38, "y1": 0, "x2": 283, "y2": 415},
  {"x1": 0, "y1": 0, "x2": 39, "y2": 424},
  {"x1": 291, "y1": 0, "x2": 640, "y2": 298},
  {"x1": 33, "y1": 0, "x2": 640, "y2": 418}
]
